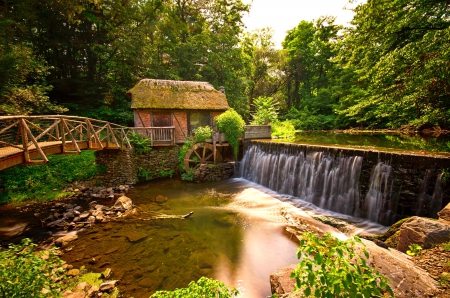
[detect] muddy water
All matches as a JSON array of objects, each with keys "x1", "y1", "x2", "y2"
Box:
[{"x1": 60, "y1": 179, "x2": 300, "y2": 298}]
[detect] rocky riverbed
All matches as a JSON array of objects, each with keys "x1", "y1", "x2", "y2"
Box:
[{"x1": 2, "y1": 181, "x2": 450, "y2": 298}]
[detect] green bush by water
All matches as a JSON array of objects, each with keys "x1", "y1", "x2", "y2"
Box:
[
  {"x1": 215, "y1": 109, "x2": 245, "y2": 159},
  {"x1": 290, "y1": 232, "x2": 394, "y2": 298},
  {"x1": 0, "y1": 151, "x2": 98, "y2": 204},
  {"x1": 150, "y1": 276, "x2": 239, "y2": 298},
  {"x1": 0, "y1": 238, "x2": 64, "y2": 297}
]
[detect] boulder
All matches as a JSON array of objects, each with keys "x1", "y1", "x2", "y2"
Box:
[
  {"x1": 113, "y1": 195, "x2": 133, "y2": 211},
  {"x1": 99, "y1": 280, "x2": 118, "y2": 292},
  {"x1": 269, "y1": 264, "x2": 297, "y2": 295},
  {"x1": 363, "y1": 239, "x2": 440, "y2": 298},
  {"x1": 66, "y1": 269, "x2": 80, "y2": 277},
  {"x1": 397, "y1": 216, "x2": 450, "y2": 252},
  {"x1": 55, "y1": 234, "x2": 78, "y2": 247},
  {"x1": 437, "y1": 203, "x2": 450, "y2": 222},
  {"x1": 270, "y1": 240, "x2": 440, "y2": 298}
]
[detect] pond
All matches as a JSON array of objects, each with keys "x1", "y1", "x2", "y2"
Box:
[
  {"x1": 58, "y1": 178, "x2": 385, "y2": 298},
  {"x1": 276, "y1": 131, "x2": 450, "y2": 154},
  {"x1": 59, "y1": 179, "x2": 298, "y2": 297}
]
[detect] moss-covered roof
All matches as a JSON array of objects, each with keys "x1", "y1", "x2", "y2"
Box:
[{"x1": 127, "y1": 79, "x2": 230, "y2": 110}]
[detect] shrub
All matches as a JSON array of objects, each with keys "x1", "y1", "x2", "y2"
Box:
[
  {"x1": 215, "y1": 109, "x2": 245, "y2": 159},
  {"x1": 251, "y1": 96, "x2": 279, "y2": 125},
  {"x1": 129, "y1": 131, "x2": 152, "y2": 154},
  {"x1": 271, "y1": 120, "x2": 295, "y2": 138},
  {"x1": 291, "y1": 232, "x2": 394, "y2": 298},
  {"x1": 193, "y1": 126, "x2": 213, "y2": 142},
  {"x1": 406, "y1": 244, "x2": 423, "y2": 256},
  {"x1": 0, "y1": 238, "x2": 64, "y2": 297},
  {"x1": 150, "y1": 276, "x2": 238, "y2": 298}
]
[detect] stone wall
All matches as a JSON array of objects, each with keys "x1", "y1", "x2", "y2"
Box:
[
  {"x1": 95, "y1": 147, "x2": 180, "y2": 185},
  {"x1": 194, "y1": 163, "x2": 235, "y2": 182},
  {"x1": 133, "y1": 146, "x2": 179, "y2": 180},
  {"x1": 95, "y1": 149, "x2": 138, "y2": 186}
]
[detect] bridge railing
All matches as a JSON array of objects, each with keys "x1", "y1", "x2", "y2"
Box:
[
  {"x1": 0, "y1": 115, "x2": 134, "y2": 163},
  {"x1": 127, "y1": 126, "x2": 176, "y2": 146}
]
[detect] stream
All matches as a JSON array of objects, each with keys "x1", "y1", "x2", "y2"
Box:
[{"x1": 53, "y1": 178, "x2": 386, "y2": 298}]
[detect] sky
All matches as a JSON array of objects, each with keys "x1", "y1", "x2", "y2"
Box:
[{"x1": 241, "y1": 0, "x2": 359, "y2": 48}]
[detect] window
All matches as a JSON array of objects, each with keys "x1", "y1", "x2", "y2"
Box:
[
  {"x1": 189, "y1": 111, "x2": 211, "y2": 134},
  {"x1": 152, "y1": 111, "x2": 172, "y2": 127}
]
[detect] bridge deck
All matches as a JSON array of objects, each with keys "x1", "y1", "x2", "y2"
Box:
[{"x1": 0, "y1": 115, "x2": 176, "y2": 171}]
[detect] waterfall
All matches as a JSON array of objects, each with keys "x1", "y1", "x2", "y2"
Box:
[
  {"x1": 239, "y1": 143, "x2": 363, "y2": 218},
  {"x1": 238, "y1": 141, "x2": 449, "y2": 225},
  {"x1": 364, "y1": 162, "x2": 392, "y2": 222}
]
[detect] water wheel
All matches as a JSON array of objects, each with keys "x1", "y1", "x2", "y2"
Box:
[{"x1": 184, "y1": 142, "x2": 222, "y2": 173}]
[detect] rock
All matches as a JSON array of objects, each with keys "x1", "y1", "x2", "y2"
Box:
[
  {"x1": 270, "y1": 240, "x2": 440, "y2": 298},
  {"x1": 64, "y1": 211, "x2": 75, "y2": 219},
  {"x1": 99, "y1": 280, "x2": 118, "y2": 292},
  {"x1": 46, "y1": 218, "x2": 65, "y2": 228},
  {"x1": 55, "y1": 234, "x2": 78, "y2": 247},
  {"x1": 374, "y1": 239, "x2": 390, "y2": 249},
  {"x1": 437, "y1": 203, "x2": 450, "y2": 221},
  {"x1": 94, "y1": 204, "x2": 107, "y2": 211},
  {"x1": 155, "y1": 195, "x2": 168, "y2": 204},
  {"x1": 102, "y1": 268, "x2": 112, "y2": 279},
  {"x1": 62, "y1": 290, "x2": 85, "y2": 298},
  {"x1": 79, "y1": 212, "x2": 90, "y2": 220},
  {"x1": 113, "y1": 195, "x2": 133, "y2": 211},
  {"x1": 87, "y1": 216, "x2": 96, "y2": 225},
  {"x1": 75, "y1": 282, "x2": 92, "y2": 292},
  {"x1": 397, "y1": 216, "x2": 450, "y2": 252},
  {"x1": 66, "y1": 269, "x2": 80, "y2": 277},
  {"x1": 86, "y1": 285, "x2": 99, "y2": 297},
  {"x1": 362, "y1": 239, "x2": 440, "y2": 298},
  {"x1": 269, "y1": 264, "x2": 297, "y2": 295}
]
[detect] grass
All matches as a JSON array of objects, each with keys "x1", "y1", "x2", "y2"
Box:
[{"x1": 0, "y1": 151, "x2": 98, "y2": 204}]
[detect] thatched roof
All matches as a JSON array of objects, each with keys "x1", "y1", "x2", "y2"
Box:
[{"x1": 127, "y1": 79, "x2": 230, "y2": 110}]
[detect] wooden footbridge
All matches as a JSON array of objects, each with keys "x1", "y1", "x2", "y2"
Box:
[{"x1": 0, "y1": 115, "x2": 175, "y2": 171}]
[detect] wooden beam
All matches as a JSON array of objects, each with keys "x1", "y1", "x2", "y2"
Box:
[
  {"x1": 21, "y1": 119, "x2": 48, "y2": 163},
  {"x1": 62, "y1": 119, "x2": 81, "y2": 153}
]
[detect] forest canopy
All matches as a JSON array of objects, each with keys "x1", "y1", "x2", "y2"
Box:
[{"x1": 0, "y1": 0, "x2": 448, "y2": 130}]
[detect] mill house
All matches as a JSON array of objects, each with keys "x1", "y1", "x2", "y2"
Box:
[{"x1": 126, "y1": 79, "x2": 229, "y2": 145}]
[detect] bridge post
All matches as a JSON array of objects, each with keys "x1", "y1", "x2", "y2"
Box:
[{"x1": 20, "y1": 118, "x2": 30, "y2": 163}]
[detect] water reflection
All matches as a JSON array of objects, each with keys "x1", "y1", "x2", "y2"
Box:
[{"x1": 61, "y1": 179, "x2": 301, "y2": 298}]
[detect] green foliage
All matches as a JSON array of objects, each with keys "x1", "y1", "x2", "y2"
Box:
[
  {"x1": 271, "y1": 121, "x2": 295, "y2": 138},
  {"x1": 291, "y1": 232, "x2": 394, "y2": 298},
  {"x1": 181, "y1": 169, "x2": 195, "y2": 182},
  {"x1": 336, "y1": 0, "x2": 450, "y2": 129},
  {"x1": 406, "y1": 244, "x2": 423, "y2": 256},
  {"x1": 0, "y1": 151, "x2": 97, "y2": 204},
  {"x1": 159, "y1": 170, "x2": 174, "y2": 179},
  {"x1": 439, "y1": 273, "x2": 450, "y2": 288},
  {"x1": 178, "y1": 138, "x2": 195, "y2": 173},
  {"x1": 281, "y1": 107, "x2": 335, "y2": 131},
  {"x1": 193, "y1": 126, "x2": 213, "y2": 142},
  {"x1": 251, "y1": 96, "x2": 279, "y2": 125},
  {"x1": 150, "y1": 276, "x2": 238, "y2": 298},
  {"x1": 442, "y1": 241, "x2": 450, "y2": 251},
  {"x1": 0, "y1": 238, "x2": 64, "y2": 297},
  {"x1": 129, "y1": 132, "x2": 152, "y2": 154},
  {"x1": 215, "y1": 109, "x2": 245, "y2": 159},
  {"x1": 137, "y1": 167, "x2": 151, "y2": 181}
]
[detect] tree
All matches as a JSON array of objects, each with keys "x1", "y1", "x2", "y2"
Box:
[
  {"x1": 337, "y1": 0, "x2": 450, "y2": 129},
  {"x1": 242, "y1": 28, "x2": 284, "y2": 115},
  {"x1": 281, "y1": 17, "x2": 342, "y2": 127}
]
